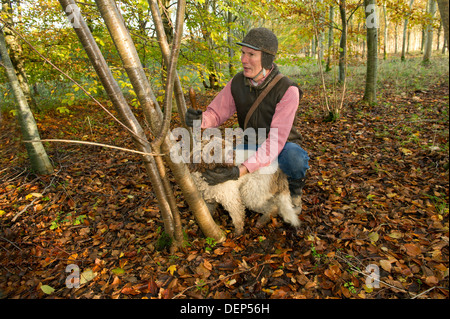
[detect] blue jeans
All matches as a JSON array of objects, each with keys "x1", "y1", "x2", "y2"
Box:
[
  {"x1": 237, "y1": 142, "x2": 310, "y2": 180},
  {"x1": 278, "y1": 142, "x2": 310, "y2": 180}
]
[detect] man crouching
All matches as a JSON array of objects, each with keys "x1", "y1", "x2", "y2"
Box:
[{"x1": 186, "y1": 27, "x2": 310, "y2": 204}]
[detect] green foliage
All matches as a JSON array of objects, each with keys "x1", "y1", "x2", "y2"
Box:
[
  {"x1": 156, "y1": 231, "x2": 173, "y2": 251},
  {"x1": 344, "y1": 281, "x2": 357, "y2": 294},
  {"x1": 0, "y1": 0, "x2": 447, "y2": 115},
  {"x1": 205, "y1": 237, "x2": 217, "y2": 252},
  {"x1": 49, "y1": 211, "x2": 87, "y2": 230}
]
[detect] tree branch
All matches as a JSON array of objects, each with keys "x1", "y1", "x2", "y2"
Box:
[
  {"x1": 23, "y1": 138, "x2": 165, "y2": 157},
  {"x1": 151, "y1": 0, "x2": 186, "y2": 148}
]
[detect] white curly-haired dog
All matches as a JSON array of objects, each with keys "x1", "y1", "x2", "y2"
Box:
[{"x1": 188, "y1": 136, "x2": 302, "y2": 235}]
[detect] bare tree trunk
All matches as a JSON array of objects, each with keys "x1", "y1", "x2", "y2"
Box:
[
  {"x1": 318, "y1": 0, "x2": 325, "y2": 62},
  {"x1": 394, "y1": 23, "x2": 398, "y2": 53},
  {"x1": 148, "y1": 0, "x2": 187, "y2": 128},
  {"x1": 363, "y1": 0, "x2": 378, "y2": 104},
  {"x1": 338, "y1": 0, "x2": 347, "y2": 83},
  {"x1": 325, "y1": 5, "x2": 334, "y2": 72},
  {"x1": 436, "y1": 0, "x2": 449, "y2": 45},
  {"x1": 401, "y1": 0, "x2": 415, "y2": 61},
  {"x1": 160, "y1": 0, "x2": 174, "y2": 43},
  {"x1": 227, "y1": 8, "x2": 236, "y2": 76},
  {"x1": 383, "y1": 1, "x2": 388, "y2": 60},
  {"x1": 1, "y1": 0, "x2": 38, "y2": 111},
  {"x1": 0, "y1": 28, "x2": 53, "y2": 175},
  {"x1": 423, "y1": 0, "x2": 437, "y2": 64},
  {"x1": 437, "y1": 21, "x2": 442, "y2": 50}
]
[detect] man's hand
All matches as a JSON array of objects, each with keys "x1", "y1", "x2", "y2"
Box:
[
  {"x1": 202, "y1": 166, "x2": 240, "y2": 185},
  {"x1": 185, "y1": 108, "x2": 202, "y2": 127}
]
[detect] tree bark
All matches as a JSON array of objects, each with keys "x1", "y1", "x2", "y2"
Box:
[
  {"x1": 423, "y1": 0, "x2": 437, "y2": 64},
  {"x1": 148, "y1": 0, "x2": 188, "y2": 128},
  {"x1": 436, "y1": 0, "x2": 449, "y2": 45},
  {"x1": 148, "y1": 0, "x2": 185, "y2": 147},
  {"x1": 227, "y1": 8, "x2": 236, "y2": 76},
  {"x1": 363, "y1": 0, "x2": 378, "y2": 104},
  {"x1": 383, "y1": 1, "x2": 388, "y2": 60},
  {"x1": 0, "y1": 28, "x2": 53, "y2": 175},
  {"x1": 1, "y1": 0, "x2": 38, "y2": 111},
  {"x1": 160, "y1": 0, "x2": 174, "y2": 43},
  {"x1": 338, "y1": 0, "x2": 347, "y2": 83},
  {"x1": 401, "y1": 0, "x2": 415, "y2": 61},
  {"x1": 325, "y1": 5, "x2": 334, "y2": 72}
]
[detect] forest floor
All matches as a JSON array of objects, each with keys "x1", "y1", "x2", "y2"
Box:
[{"x1": 0, "y1": 68, "x2": 449, "y2": 300}]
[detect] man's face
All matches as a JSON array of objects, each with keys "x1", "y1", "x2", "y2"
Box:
[{"x1": 241, "y1": 46, "x2": 263, "y2": 80}]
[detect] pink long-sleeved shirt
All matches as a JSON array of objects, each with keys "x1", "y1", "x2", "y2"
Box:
[{"x1": 201, "y1": 73, "x2": 300, "y2": 173}]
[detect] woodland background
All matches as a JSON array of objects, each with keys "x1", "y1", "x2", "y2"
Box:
[{"x1": 0, "y1": 0, "x2": 449, "y2": 299}]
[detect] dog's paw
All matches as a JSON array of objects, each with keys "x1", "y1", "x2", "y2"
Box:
[{"x1": 289, "y1": 217, "x2": 301, "y2": 228}]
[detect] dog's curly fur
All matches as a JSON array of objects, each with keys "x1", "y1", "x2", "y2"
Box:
[{"x1": 189, "y1": 136, "x2": 301, "y2": 235}]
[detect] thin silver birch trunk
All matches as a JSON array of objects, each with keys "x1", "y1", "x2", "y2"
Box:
[{"x1": 0, "y1": 28, "x2": 53, "y2": 175}]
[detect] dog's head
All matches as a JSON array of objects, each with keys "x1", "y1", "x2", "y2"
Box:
[{"x1": 188, "y1": 135, "x2": 236, "y2": 173}]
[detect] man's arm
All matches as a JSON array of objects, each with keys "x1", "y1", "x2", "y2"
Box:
[{"x1": 201, "y1": 80, "x2": 236, "y2": 129}]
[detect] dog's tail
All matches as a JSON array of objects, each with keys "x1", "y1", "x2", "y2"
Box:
[{"x1": 276, "y1": 193, "x2": 301, "y2": 227}]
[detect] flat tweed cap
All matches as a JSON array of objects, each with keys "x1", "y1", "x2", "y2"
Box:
[{"x1": 237, "y1": 27, "x2": 278, "y2": 56}]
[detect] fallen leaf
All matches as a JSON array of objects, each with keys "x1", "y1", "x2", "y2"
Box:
[
  {"x1": 40, "y1": 285, "x2": 55, "y2": 294},
  {"x1": 80, "y1": 269, "x2": 97, "y2": 284},
  {"x1": 404, "y1": 243, "x2": 421, "y2": 257},
  {"x1": 111, "y1": 276, "x2": 121, "y2": 288},
  {"x1": 388, "y1": 231, "x2": 403, "y2": 239},
  {"x1": 121, "y1": 286, "x2": 141, "y2": 295},
  {"x1": 160, "y1": 288, "x2": 173, "y2": 299},
  {"x1": 324, "y1": 264, "x2": 341, "y2": 281},
  {"x1": 196, "y1": 263, "x2": 211, "y2": 279},
  {"x1": 270, "y1": 289, "x2": 288, "y2": 299},
  {"x1": 203, "y1": 259, "x2": 213, "y2": 271},
  {"x1": 26, "y1": 192, "x2": 42, "y2": 200},
  {"x1": 262, "y1": 288, "x2": 274, "y2": 294},
  {"x1": 425, "y1": 276, "x2": 439, "y2": 286},
  {"x1": 111, "y1": 267, "x2": 124, "y2": 275},
  {"x1": 226, "y1": 278, "x2": 237, "y2": 286},
  {"x1": 167, "y1": 265, "x2": 177, "y2": 275},
  {"x1": 400, "y1": 148, "x2": 413, "y2": 155},
  {"x1": 272, "y1": 269, "x2": 284, "y2": 278},
  {"x1": 368, "y1": 232, "x2": 379, "y2": 243},
  {"x1": 67, "y1": 253, "x2": 78, "y2": 265},
  {"x1": 379, "y1": 260, "x2": 392, "y2": 272},
  {"x1": 305, "y1": 281, "x2": 316, "y2": 289},
  {"x1": 363, "y1": 285, "x2": 373, "y2": 293},
  {"x1": 148, "y1": 279, "x2": 158, "y2": 296}
]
